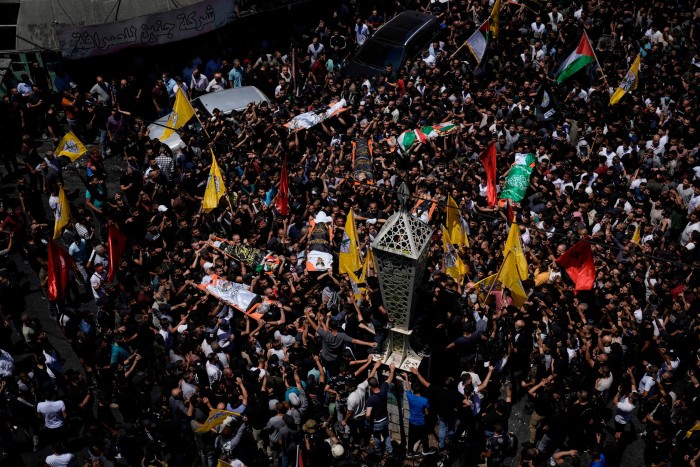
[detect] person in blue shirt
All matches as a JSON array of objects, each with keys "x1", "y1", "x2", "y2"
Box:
[{"x1": 398, "y1": 372, "x2": 436, "y2": 458}]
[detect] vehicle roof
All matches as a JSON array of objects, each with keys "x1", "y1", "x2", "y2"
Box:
[
  {"x1": 192, "y1": 85, "x2": 270, "y2": 117},
  {"x1": 372, "y1": 11, "x2": 438, "y2": 45}
]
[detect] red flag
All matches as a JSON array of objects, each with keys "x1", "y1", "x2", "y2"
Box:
[
  {"x1": 47, "y1": 240, "x2": 73, "y2": 302},
  {"x1": 107, "y1": 225, "x2": 127, "y2": 283},
  {"x1": 555, "y1": 240, "x2": 595, "y2": 292},
  {"x1": 297, "y1": 444, "x2": 304, "y2": 467},
  {"x1": 479, "y1": 142, "x2": 498, "y2": 207},
  {"x1": 506, "y1": 200, "x2": 515, "y2": 223},
  {"x1": 275, "y1": 160, "x2": 289, "y2": 216}
]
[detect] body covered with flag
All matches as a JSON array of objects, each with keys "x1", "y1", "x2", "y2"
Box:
[
  {"x1": 466, "y1": 19, "x2": 490, "y2": 64},
  {"x1": 198, "y1": 274, "x2": 263, "y2": 319},
  {"x1": 55, "y1": 131, "x2": 87, "y2": 161},
  {"x1": 162, "y1": 85, "x2": 196, "y2": 140},
  {"x1": 500, "y1": 153, "x2": 536, "y2": 203},
  {"x1": 203, "y1": 151, "x2": 226, "y2": 212},
  {"x1": 285, "y1": 99, "x2": 348, "y2": 132},
  {"x1": 535, "y1": 81, "x2": 559, "y2": 122},
  {"x1": 53, "y1": 186, "x2": 70, "y2": 239},
  {"x1": 555, "y1": 239, "x2": 595, "y2": 292},
  {"x1": 556, "y1": 33, "x2": 596, "y2": 84},
  {"x1": 306, "y1": 212, "x2": 334, "y2": 271},
  {"x1": 352, "y1": 138, "x2": 374, "y2": 184},
  {"x1": 479, "y1": 143, "x2": 498, "y2": 207},
  {"x1": 47, "y1": 240, "x2": 74, "y2": 301},
  {"x1": 107, "y1": 225, "x2": 127, "y2": 283},
  {"x1": 396, "y1": 122, "x2": 458, "y2": 153},
  {"x1": 442, "y1": 226, "x2": 467, "y2": 282},
  {"x1": 339, "y1": 210, "x2": 362, "y2": 275},
  {"x1": 610, "y1": 54, "x2": 640, "y2": 105}
]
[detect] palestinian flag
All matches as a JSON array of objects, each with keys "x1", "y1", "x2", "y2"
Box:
[
  {"x1": 466, "y1": 19, "x2": 490, "y2": 65},
  {"x1": 397, "y1": 129, "x2": 428, "y2": 153},
  {"x1": 556, "y1": 33, "x2": 595, "y2": 84},
  {"x1": 423, "y1": 122, "x2": 459, "y2": 137}
]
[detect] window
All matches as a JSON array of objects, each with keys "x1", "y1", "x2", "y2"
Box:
[
  {"x1": 0, "y1": 3, "x2": 20, "y2": 51},
  {"x1": 354, "y1": 41, "x2": 404, "y2": 69}
]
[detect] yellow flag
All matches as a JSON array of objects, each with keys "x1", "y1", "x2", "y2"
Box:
[
  {"x1": 446, "y1": 195, "x2": 470, "y2": 249},
  {"x1": 474, "y1": 273, "x2": 497, "y2": 302},
  {"x1": 340, "y1": 210, "x2": 363, "y2": 275},
  {"x1": 610, "y1": 54, "x2": 640, "y2": 105},
  {"x1": 631, "y1": 223, "x2": 641, "y2": 244},
  {"x1": 53, "y1": 186, "x2": 70, "y2": 239},
  {"x1": 490, "y1": 0, "x2": 501, "y2": 39},
  {"x1": 203, "y1": 150, "x2": 226, "y2": 212},
  {"x1": 216, "y1": 461, "x2": 233, "y2": 467},
  {"x1": 195, "y1": 409, "x2": 239, "y2": 433},
  {"x1": 534, "y1": 268, "x2": 551, "y2": 286},
  {"x1": 503, "y1": 223, "x2": 528, "y2": 280},
  {"x1": 442, "y1": 225, "x2": 467, "y2": 282},
  {"x1": 497, "y1": 252, "x2": 527, "y2": 307},
  {"x1": 162, "y1": 85, "x2": 196, "y2": 140},
  {"x1": 55, "y1": 131, "x2": 86, "y2": 161}
]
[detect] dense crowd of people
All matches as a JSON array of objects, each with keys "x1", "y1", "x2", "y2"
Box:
[{"x1": 1, "y1": 0, "x2": 700, "y2": 466}]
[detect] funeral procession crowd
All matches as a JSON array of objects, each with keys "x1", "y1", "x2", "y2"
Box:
[{"x1": 1, "y1": 0, "x2": 700, "y2": 466}]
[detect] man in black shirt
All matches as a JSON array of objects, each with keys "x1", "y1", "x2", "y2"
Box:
[
  {"x1": 366, "y1": 362, "x2": 395, "y2": 457},
  {"x1": 410, "y1": 367, "x2": 462, "y2": 450}
]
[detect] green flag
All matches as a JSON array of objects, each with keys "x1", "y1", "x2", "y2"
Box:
[{"x1": 500, "y1": 153, "x2": 536, "y2": 202}]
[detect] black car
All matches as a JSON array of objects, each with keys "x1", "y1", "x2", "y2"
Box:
[{"x1": 343, "y1": 11, "x2": 440, "y2": 78}]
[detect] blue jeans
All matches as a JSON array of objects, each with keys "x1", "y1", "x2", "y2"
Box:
[
  {"x1": 98, "y1": 129, "x2": 108, "y2": 157},
  {"x1": 438, "y1": 415, "x2": 455, "y2": 449},
  {"x1": 371, "y1": 418, "x2": 392, "y2": 454}
]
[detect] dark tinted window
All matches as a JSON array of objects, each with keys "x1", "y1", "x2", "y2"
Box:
[{"x1": 354, "y1": 41, "x2": 404, "y2": 68}]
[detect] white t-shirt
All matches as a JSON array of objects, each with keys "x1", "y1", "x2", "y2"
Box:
[
  {"x1": 614, "y1": 396, "x2": 636, "y2": 424},
  {"x1": 37, "y1": 400, "x2": 66, "y2": 428},
  {"x1": 639, "y1": 374, "x2": 656, "y2": 395},
  {"x1": 346, "y1": 380, "x2": 369, "y2": 419},
  {"x1": 45, "y1": 452, "x2": 75, "y2": 467}
]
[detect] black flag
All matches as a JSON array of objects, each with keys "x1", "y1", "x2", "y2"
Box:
[{"x1": 535, "y1": 81, "x2": 559, "y2": 122}]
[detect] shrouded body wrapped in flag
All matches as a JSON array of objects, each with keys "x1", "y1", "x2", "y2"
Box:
[
  {"x1": 107, "y1": 225, "x2": 127, "y2": 283},
  {"x1": 555, "y1": 33, "x2": 596, "y2": 84},
  {"x1": 500, "y1": 153, "x2": 536, "y2": 203},
  {"x1": 198, "y1": 274, "x2": 263, "y2": 319},
  {"x1": 203, "y1": 151, "x2": 226, "y2": 212},
  {"x1": 396, "y1": 122, "x2": 458, "y2": 153},
  {"x1": 53, "y1": 186, "x2": 70, "y2": 239},
  {"x1": 446, "y1": 195, "x2": 469, "y2": 248},
  {"x1": 555, "y1": 239, "x2": 595, "y2": 292},
  {"x1": 466, "y1": 19, "x2": 490, "y2": 65},
  {"x1": 209, "y1": 237, "x2": 283, "y2": 275},
  {"x1": 442, "y1": 226, "x2": 467, "y2": 282},
  {"x1": 284, "y1": 99, "x2": 348, "y2": 132},
  {"x1": 47, "y1": 240, "x2": 74, "y2": 302},
  {"x1": 479, "y1": 143, "x2": 498, "y2": 207},
  {"x1": 306, "y1": 212, "x2": 334, "y2": 271},
  {"x1": 162, "y1": 85, "x2": 196, "y2": 140},
  {"x1": 339, "y1": 210, "x2": 363, "y2": 275},
  {"x1": 352, "y1": 138, "x2": 374, "y2": 184},
  {"x1": 275, "y1": 161, "x2": 289, "y2": 216},
  {"x1": 610, "y1": 54, "x2": 640, "y2": 105},
  {"x1": 535, "y1": 81, "x2": 559, "y2": 122},
  {"x1": 55, "y1": 131, "x2": 86, "y2": 161}
]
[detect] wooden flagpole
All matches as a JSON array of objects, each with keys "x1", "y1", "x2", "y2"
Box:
[{"x1": 584, "y1": 30, "x2": 611, "y2": 91}]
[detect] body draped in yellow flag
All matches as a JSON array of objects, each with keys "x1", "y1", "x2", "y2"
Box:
[
  {"x1": 162, "y1": 85, "x2": 196, "y2": 140},
  {"x1": 203, "y1": 150, "x2": 226, "y2": 212},
  {"x1": 55, "y1": 131, "x2": 86, "y2": 161},
  {"x1": 53, "y1": 186, "x2": 71, "y2": 239}
]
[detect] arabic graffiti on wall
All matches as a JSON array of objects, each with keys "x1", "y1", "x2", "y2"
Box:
[{"x1": 57, "y1": 0, "x2": 235, "y2": 60}]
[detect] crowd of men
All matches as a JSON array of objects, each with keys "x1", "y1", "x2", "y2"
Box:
[{"x1": 1, "y1": 0, "x2": 700, "y2": 466}]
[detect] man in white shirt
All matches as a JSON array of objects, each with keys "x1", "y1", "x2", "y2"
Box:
[
  {"x1": 37, "y1": 393, "x2": 68, "y2": 443},
  {"x1": 680, "y1": 213, "x2": 700, "y2": 246},
  {"x1": 45, "y1": 443, "x2": 75, "y2": 467},
  {"x1": 307, "y1": 37, "x2": 325, "y2": 64},
  {"x1": 531, "y1": 16, "x2": 546, "y2": 39},
  {"x1": 355, "y1": 18, "x2": 370, "y2": 46}
]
